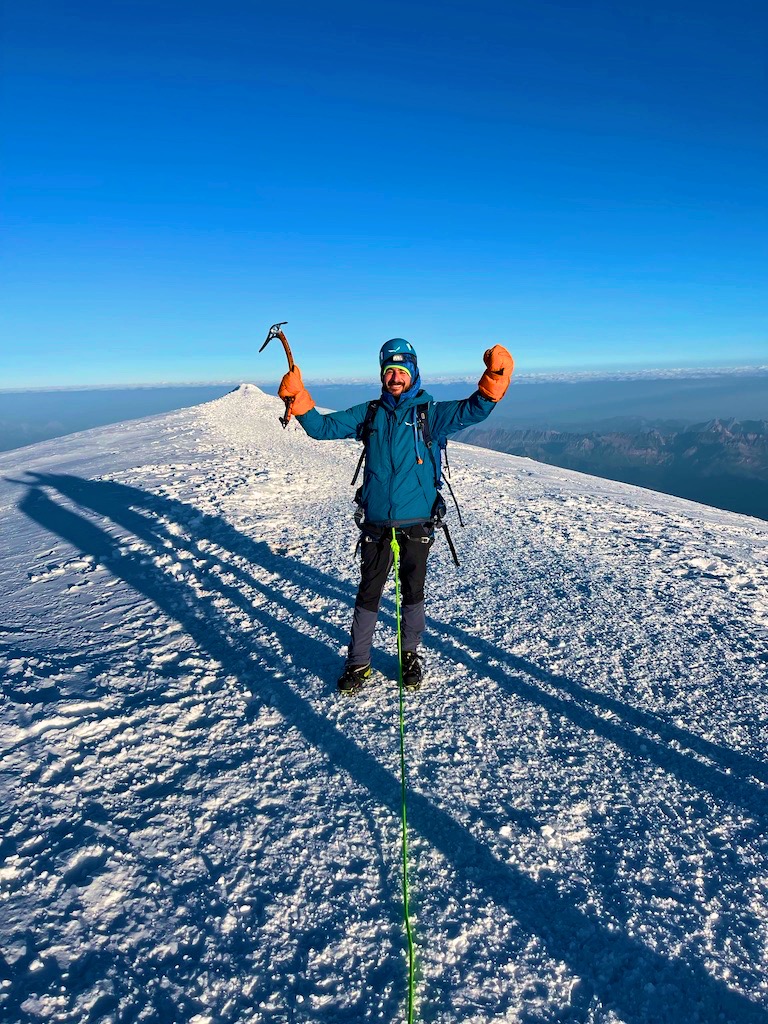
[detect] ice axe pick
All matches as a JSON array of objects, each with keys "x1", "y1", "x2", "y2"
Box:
[{"x1": 259, "y1": 321, "x2": 296, "y2": 428}]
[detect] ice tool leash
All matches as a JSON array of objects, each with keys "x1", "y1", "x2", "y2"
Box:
[{"x1": 391, "y1": 527, "x2": 417, "y2": 1023}]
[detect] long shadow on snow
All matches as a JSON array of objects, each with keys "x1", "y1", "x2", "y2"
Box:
[
  {"x1": 9, "y1": 483, "x2": 400, "y2": 1024},
  {"x1": 17, "y1": 471, "x2": 767, "y2": 823},
  {"x1": 419, "y1": 621, "x2": 768, "y2": 817},
  {"x1": 15, "y1": 473, "x2": 768, "y2": 1024},
  {"x1": 21, "y1": 472, "x2": 768, "y2": 803}
]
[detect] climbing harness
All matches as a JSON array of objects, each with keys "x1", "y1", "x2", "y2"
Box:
[{"x1": 391, "y1": 528, "x2": 416, "y2": 1023}]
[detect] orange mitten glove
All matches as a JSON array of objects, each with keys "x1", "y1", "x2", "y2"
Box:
[
  {"x1": 278, "y1": 365, "x2": 315, "y2": 416},
  {"x1": 477, "y1": 344, "x2": 514, "y2": 401}
]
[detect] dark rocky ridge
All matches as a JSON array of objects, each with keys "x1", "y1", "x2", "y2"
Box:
[{"x1": 457, "y1": 419, "x2": 768, "y2": 521}]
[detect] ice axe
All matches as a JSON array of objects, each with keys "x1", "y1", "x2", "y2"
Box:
[{"x1": 259, "y1": 321, "x2": 295, "y2": 427}]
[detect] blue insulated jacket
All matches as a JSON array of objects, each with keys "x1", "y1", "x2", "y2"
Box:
[{"x1": 296, "y1": 385, "x2": 496, "y2": 526}]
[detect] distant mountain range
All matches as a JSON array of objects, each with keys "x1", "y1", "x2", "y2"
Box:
[{"x1": 457, "y1": 418, "x2": 768, "y2": 521}]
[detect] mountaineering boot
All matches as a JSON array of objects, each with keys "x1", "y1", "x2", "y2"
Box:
[
  {"x1": 401, "y1": 651, "x2": 423, "y2": 690},
  {"x1": 337, "y1": 663, "x2": 372, "y2": 695}
]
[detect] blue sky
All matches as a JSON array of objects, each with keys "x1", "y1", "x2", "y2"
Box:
[{"x1": 2, "y1": 0, "x2": 767, "y2": 387}]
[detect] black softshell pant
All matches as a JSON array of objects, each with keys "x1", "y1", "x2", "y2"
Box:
[{"x1": 347, "y1": 523, "x2": 434, "y2": 666}]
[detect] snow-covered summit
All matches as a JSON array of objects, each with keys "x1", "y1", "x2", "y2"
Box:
[
  {"x1": 1, "y1": 387, "x2": 767, "y2": 1023},
  {"x1": 225, "y1": 381, "x2": 273, "y2": 400}
]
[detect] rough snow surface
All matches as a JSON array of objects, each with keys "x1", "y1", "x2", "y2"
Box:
[{"x1": 1, "y1": 383, "x2": 767, "y2": 1024}]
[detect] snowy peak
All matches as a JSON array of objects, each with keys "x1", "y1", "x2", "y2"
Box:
[
  {"x1": 201, "y1": 381, "x2": 303, "y2": 443},
  {"x1": 217, "y1": 382, "x2": 276, "y2": 407},
  {"x1": 227, "y1": 382, "x2": 270, "y2": 397}
]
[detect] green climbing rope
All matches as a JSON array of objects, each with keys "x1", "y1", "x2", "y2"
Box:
[{"x1": 391, "y1": 527, "x2": 416, "y2": 1023}]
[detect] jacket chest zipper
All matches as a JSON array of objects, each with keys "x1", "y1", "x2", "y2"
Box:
[{"x1": 388, "y1": 414, "x2": 396, "y2": 516}]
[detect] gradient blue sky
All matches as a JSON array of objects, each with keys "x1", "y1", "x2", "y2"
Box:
[{"x1": 3, "y1": 0, "x2": 767, "y2": 387}]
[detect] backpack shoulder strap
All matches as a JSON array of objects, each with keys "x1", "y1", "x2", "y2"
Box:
[
  {"x1": 416, "y1": 400, "x2": 465, "y2": 532},
  {"x1": 351, "y1": 400, "x2": 381, "y2": 485},
  {"x1": 356, "y1": 399, "x2": 380, "y2": 442},
  {"x1": 416, "y1": 401, "x2": 432, "y2": 448},
  {"x1": 416, "y1": 401, "x2": 440, "y2": 484}
]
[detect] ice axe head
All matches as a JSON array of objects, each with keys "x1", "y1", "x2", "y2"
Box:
[
  {"x1": 259, "y1": 321, "x2": 296, "y2": 427},
  {"x1": 259, "y1": 321, "x2": 294, "y2": 370},
  {"x1": 259, "y1": 321, "x2": 288, "y2": 354}
]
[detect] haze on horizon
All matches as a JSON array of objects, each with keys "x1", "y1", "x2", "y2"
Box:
[{"x1": 2, "y1": 367, "x2": 767, "y2": 457}]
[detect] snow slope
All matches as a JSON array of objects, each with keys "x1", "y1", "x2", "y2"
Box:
[{"x1": 1, "y1": 384, "x2": 767, "y2": 1024}]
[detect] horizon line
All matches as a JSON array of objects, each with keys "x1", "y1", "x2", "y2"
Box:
[{"x1": 2, "y1": 363, "x2": 768, "y2": 394}]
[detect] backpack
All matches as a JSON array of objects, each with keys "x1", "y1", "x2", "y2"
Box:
[{"x1": 350, "y1": 398, "x2": 464, "y2": 565}]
